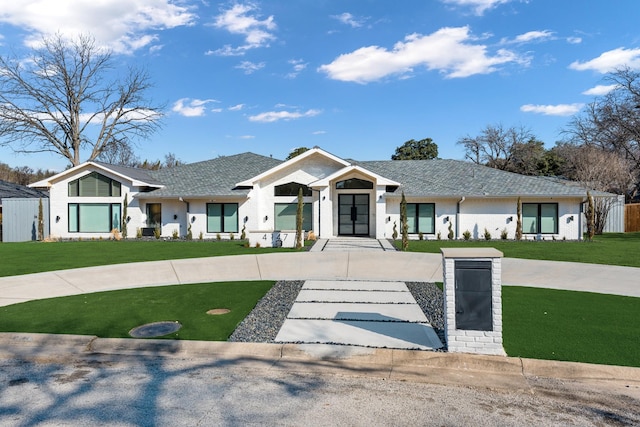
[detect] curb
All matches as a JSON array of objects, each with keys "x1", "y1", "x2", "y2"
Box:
[{"x1": 1, "y1": 332, "x2": 639, "y2": 390}]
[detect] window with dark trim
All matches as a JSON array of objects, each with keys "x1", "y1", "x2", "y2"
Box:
[
  {"x1": 274, "y1": 203, "x2": 312, "y2": 230},
  {"x1": 207, "y1": 203, "x2": 239, "y2": 233},
  {"x1": 274, "y1": 182, "x2": 312, "y2": 196},
  {"x1": 68, "y1": 203, "x2": 121, "y2": 233},
  {"x1": 68, "y1": 172, "x2": 121, "y2": 197},
  {"x1": 336, "y1": 178, "x2": 373, "y2": 189},
  {"x1": 405, "y1": 203, "x2": 435, "y2": 234},
  {"x1": 522, "y1": 203, "x2": 558, "y2": 234}
]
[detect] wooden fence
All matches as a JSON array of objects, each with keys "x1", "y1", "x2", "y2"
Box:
[{"x1": 625, "y1": 203, "x2": 640, "y2": 232}]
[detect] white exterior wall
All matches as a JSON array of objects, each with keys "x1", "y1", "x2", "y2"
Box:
[
  {"x1": 384, "y1": 197, "x2": 458, "y2": 240},
  {"x1": 47, "y1": 165, "x2": 136, "y2": 240},
  {"x1": 384, "y1": 196, "x2": 584, "y2": 241},
  {"x1": 246, "y1": 154, "x2": 343, "y2": 241}
]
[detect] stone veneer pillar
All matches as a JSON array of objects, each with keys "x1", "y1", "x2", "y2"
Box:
[{"x1": 441, "y1": 248, "x2": 506, "y2": 356}]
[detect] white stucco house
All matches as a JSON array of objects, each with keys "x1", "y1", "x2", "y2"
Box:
[{"x1": 29, "y1": 147, "x2": 607, "y2": 245}]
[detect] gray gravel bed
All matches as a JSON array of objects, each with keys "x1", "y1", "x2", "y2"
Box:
[
  {"x1": 229, "y1": 280, "x2": 446, "y2": 349},
  {"x1": 228, "y1": 280, "x2": 304, "y2": 342}
]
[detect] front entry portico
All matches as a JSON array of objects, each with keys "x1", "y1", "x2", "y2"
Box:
[{"x1": 338, "y1": 194, "x2": 369, "y2": 236}]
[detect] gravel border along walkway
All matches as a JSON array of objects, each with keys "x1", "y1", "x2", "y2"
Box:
[{"x1": 229, "y1": 280, "x2": 446, "y2": 349}]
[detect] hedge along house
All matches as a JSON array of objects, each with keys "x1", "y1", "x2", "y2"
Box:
[{"x1": 29, "y1": 147, "x2": 612, "y2": 244}]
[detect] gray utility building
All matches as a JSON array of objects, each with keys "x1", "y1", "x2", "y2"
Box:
[{"x1": 0, "y1": 179, "x2": 49, "y2": 242}]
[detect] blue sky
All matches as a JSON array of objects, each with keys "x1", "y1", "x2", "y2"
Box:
[{"x1": 1, "y1": 0, "x2": 640, "y2": 172}]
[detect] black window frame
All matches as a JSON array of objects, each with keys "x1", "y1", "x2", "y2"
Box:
[
  {"x1": 522, "y1": 203, "x2": 559, "y2": 234},
  {"x1": 274, "y1": 182, "x2": 312, "y2": 197},
  {"x1": 405, "y1": 203, "x2": 436, "y2": 234},
  {"x1": 68, "y1": 172, "x2": 121, "y2": 197},
  {"x1": 206, "y1": 203, "x2": 239, "y2": 233},
  {"x1": 68, "y1": 203, "x2": 121, "y2": 233}
]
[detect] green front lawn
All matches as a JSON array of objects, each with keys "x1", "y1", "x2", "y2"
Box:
[
  {"x1": 0, "y1": 281, "x2": 274, "y2": 341},
  {"x1": 399, "y1": 232, "x2": 640, "y2": 268},
  {"x1": 503, "y1": 286, "x2": 640, "y2": 367},
  {"x1": 0, "y1": 240, "x2": 307, "y2": 277}
]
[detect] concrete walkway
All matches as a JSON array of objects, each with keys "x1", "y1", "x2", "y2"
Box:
[{"x1": 275, "y1": 280, "x2": 443, "y2": 350}]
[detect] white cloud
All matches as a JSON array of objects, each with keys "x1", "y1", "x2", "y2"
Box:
[
  {"x1": 312, "y1": 130, "x2": 327, "y2": 135},
  {"x1": 239, "y1": 135, "x2": 255, "y2": 139},
  {"x1": 0, "y1": 0, "x2": 196, "y2": 54},
  {"x1": 505, "y1": 30, "x2": 554, "y2": 44},
  {"x1": 172, "y1": 98, "x2": 218, "y2": 117},
  {"x1": 229, "y1": 104, "x2": 245, "y2": 111},
  {"x1": 569, "y1": 47, "x2": 640, "y2": 73},
  {"x1": 235, "y1": 61, "x2": 265, "y2": 74},
  {"x1": 520, "y1": 103, "x2": 584, "y2": 116},
  {"x1": 249, "y1": 109, "x2": 321, "y2": 123},
  {"x1": 210, "y1": 3, "x2": 276, "y2": 56},
  {"x1": 440, "y1": 0, "x2": 513, "y2": 15},
  {"x1": 582, "y1": 84, "x2": 618, "y2": 96},
  {"x1": 318, "y1": 26, "x2": 521, "y2": 83},
  {"x1": 331, "y1": 12, "x2": 367, "y2": 28},
  {"x1": 566, "y1": 36, "x2": 582, "y2": 44},
  {"x1": 286, "y1": 59, "x2": 308, "y2": 78}
]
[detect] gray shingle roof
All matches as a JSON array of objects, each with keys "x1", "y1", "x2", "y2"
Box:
[
  {"x1": 358, "y1": 159, "x2": 602, "y2": 197},
  {"x1": 93, "y1": 161, "x2": 163, "y2": 186},
  {"x1": 0, "y1": 179, "x2": 48, "y2": 200},
  {"x1": 138, "y1": 152, "x2": 283, "y2": 199}
]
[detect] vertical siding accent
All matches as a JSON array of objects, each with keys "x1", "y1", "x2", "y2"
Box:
[{"x1": 1, "y1": 198, "x2": 50, "y2": 242}]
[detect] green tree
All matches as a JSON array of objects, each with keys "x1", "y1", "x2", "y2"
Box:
[
  {"x1": 400, "y1": 192, "x2": 408, "y2": 251},
  {"x1": 392, "y1": 138, "x2": 438, "y2": 160},
  {"x1": 37, "y1": 198, "x2": 44, "y2": 241},
  {"x1": 295, "y1": 187, "x2": 304, "y2": 250},
  {"x1": 121, "y1": 194, "x2": 128, "y2": 238},
  {"x1": 286, "y1": 147, "x2": 310, "y2": 160},
  {"x1": 515, "y1": 197, "x2": 523, "y2": 241}
]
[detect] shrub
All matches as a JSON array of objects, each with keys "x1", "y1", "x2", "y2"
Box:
[
  {"x1": 255, "y1": 242, "x2": 261, "y2": 248},
  {"x1": 501, "y1": 228, "x2": 508, "y2": 240},
  {"x1": 463, "y1": 230, "x2": 471, "y2": 240},
  {"x1": 240, "y1": 224, "x2": 246, "y2": 240},
  {"x1": 136, "y1": 228, "x2": 142, "y2": 239},
  {"x1": 447, "y1": 221, "x2": 454, "y2": 240},
  {"x1": 392, "y1": 221, "x2": 398, "y2": 240},
  {"x1": 153, "y1": 226, "x2": 161, "y2": 239},
  {"x1": 436, "y1": 231, "x2": 441, "y2": 240},
  {"x1": 230, "y1": 232, "x2": 235, "y2": 240},
  {"x1": 216, "y1": 233, "x2": 221, "y2": 241},
  {"x1": 186, "y1": 224, "x2": 193, "y2": 240},
  {"x1": 199, "y1": 231, "x2": 203, "y2": 240},
  {"x1": 418, "y1": 232, "x2": 424, "y2": 240},
  {"x1": 483, "y1": 228, "x2": 491, "y2": 240},
  {"x1": 172, "y1": 229, "x2": 179, "y2": 239}
]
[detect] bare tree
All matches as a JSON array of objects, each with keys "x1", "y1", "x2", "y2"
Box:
[
  {"x1": 0, "y1": 33, "x2": 163, "y2": 167},
  {"x1": 457, "y1": 124, "x2": 537, "y2": 172},
  {"x1": 563, "y1": 66, "x2": 640, "y2": 197}
]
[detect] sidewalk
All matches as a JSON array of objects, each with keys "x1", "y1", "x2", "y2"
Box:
[{"x1": 1, "y1": 250, "x2": 639, "y2": 307}]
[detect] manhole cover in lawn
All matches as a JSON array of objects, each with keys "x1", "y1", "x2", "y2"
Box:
[
  {"x1": 129, "y1": 321, "x2": 182, "y2": 338},
  {"x1": 207, "y1": 308, "x2": 231, "y2": 315}
]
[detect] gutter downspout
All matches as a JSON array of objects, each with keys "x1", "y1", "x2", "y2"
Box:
[{"x1": 456, "y1": 197, "x2": 465, "y2": 239}]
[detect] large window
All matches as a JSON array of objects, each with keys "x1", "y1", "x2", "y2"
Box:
[
  {"x1": 68, "y1": 203, "x2": 121, "y2": 233},
  {"x1": 207, "y1": 203, "x2": 238, "y2": 233},
  {"x1": 522, "y1": 203, "x2": 558, "y2": 234},
  {"x1": 274, "y1": 182, "x2": 312, "y2": 196},
  {"x1": 275, "y1": 203, "x2": 312, "y2": 230},
  {"x1": 336, "y1": 178, "x2": 373, "y2": 189},
  {"x1": 68, "y1": 172, "x2": 121, "y2": 197},
  {"x1": 405, "y1": 203, "x2": 435, "y2": 234}
]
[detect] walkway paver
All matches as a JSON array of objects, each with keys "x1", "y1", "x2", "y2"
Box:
[
  {"x1": 319, "y1": 237, "x2": 392, "y2": 252},
  {"x1": 275, "y1": 280, "x2": 443, "y2": 350}
]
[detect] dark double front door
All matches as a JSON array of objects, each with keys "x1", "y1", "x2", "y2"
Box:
[{"x1": 338, "y1": 194, "x2": 370, "y2": 236}]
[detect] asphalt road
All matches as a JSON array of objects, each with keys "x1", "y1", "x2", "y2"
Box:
[{"x1": 1, "y1": 352, "x2": 639, "y2": 426}]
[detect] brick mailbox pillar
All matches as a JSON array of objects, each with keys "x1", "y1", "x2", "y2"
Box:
[{"x1": 441, "y1": 248, "x2": 506, "y2": 356}]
